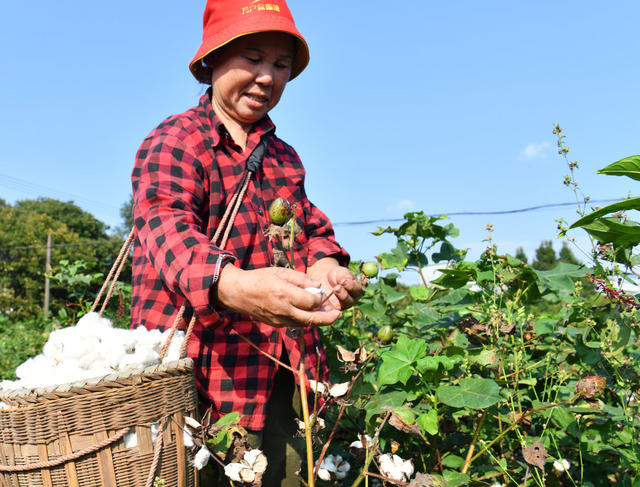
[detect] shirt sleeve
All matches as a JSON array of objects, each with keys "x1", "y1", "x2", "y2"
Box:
[
  {"x1": 302, "y1": 194, "x2": 350, "y2": 267},
  {"x1": 131, "y1": 129, "x2": 235, "y2": 327}
]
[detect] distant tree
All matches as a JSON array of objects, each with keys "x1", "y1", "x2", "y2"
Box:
[
  {"x1": 114, "y1": 195, "x2": 134, "y2": 237},
  {"x1": 0, "y1": 199, "x2": 126, "y2": 319},
  {"x1": 515, "y1": 247, "x2": 528, "y2": 264},
  {"x1": 559, "y1": 242, "x2": 580, "y2": 265},
  {"x1": 16, "y1": 198, "x2": 109, "y2": 239},
  {"x1": 532, "y1": 240, "x2": 557, "y2": 270}
]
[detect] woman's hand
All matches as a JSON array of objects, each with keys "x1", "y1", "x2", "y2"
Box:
[
  {"x1": 308, "y1": 258, "x2": 364, "y2": 312},
  {"x1": 215, "y1": 264, "x2": 342, "y2": 328}
]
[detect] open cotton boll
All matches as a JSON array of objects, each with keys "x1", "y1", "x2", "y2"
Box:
[
  {"x1": 194, "y1": 446, "x2": 212, "y2": 470},
  {"x1": 0, "y1": 402, "x2": 10, "y2": 409},
  {"x1": 183, "y1": 428, "x2": 194, "y2": 448},
  {"x1": 378, "y1": 453, "x2": 414, "y2": 482},
  {"x1": 224, "y1": 462, "x2": 248, "y2": 481}
]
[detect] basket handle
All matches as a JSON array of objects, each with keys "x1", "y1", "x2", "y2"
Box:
[
  {"x1": 0, "y1": 428, "x2": 129, "y2": 473},
  {"x1": 90, "y1": 228, "x2": 135, "y2": 315}
]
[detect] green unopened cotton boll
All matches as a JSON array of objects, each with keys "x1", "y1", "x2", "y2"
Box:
[
  {"x1": 362, "y1": 261, "x2": 379, "y2": 278},
  {"x1": 268, "y1": 197, "x2": 292, "y2": 225}
]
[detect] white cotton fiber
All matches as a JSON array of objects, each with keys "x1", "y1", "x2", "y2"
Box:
[
  {"x1": 0, "y1": 313, "x2": 185, "y2": 392},
  {"x1": 123, "y1": 428, "x2": 138, "y2": 449}
]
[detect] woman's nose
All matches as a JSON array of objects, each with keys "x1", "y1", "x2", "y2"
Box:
[{"x1": 255, "y1": 66, "x2": 274, "y2": 86}]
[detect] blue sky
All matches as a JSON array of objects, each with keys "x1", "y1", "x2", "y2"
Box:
[{"x1": 1, "y1": 1, "x2": 639, "y2": 272}]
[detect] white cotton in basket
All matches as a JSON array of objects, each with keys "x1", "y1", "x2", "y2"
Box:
[{"x1": 0, "y1": 312, "x2": 186, "y2": 392}]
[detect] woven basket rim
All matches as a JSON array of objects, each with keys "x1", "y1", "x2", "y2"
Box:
[{"x1": 0, "y1": 357, "x2": 194, "y2": 403}]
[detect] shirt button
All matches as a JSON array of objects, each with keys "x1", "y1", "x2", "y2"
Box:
[{"x1": 257, "y1": 208, "x2": 263, "y2": 215}]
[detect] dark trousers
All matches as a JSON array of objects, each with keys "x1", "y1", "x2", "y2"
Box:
[{"x1": 201, "y1": 359, "x2": 305, "y2": 486}]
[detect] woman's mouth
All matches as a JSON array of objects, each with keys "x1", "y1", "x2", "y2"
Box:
[{"x1": 245, "y1": 93, "x2": 269, "y2": 108}]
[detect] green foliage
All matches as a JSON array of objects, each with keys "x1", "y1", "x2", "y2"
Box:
[
  {"x1": 317, "y1": 209, "x2": 640, "y2": 486},
  {"x1": 0, "y1": 315, "x2": 53, "y2": 380},
  {"x1": 0, "y1": 198, "x2": 128, "y2": 320},
  {"x1": 568, "y1": 154, "x2": 640, "y2": 271}
]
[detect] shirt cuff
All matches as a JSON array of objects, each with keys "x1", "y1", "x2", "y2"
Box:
[{"x1": 192, "y1": 253, "x2": 236, "y2": 327}]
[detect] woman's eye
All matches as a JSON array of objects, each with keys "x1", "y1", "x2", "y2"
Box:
[{"x1": 246, "y1": 57, "x2": 260, "y2": 64}]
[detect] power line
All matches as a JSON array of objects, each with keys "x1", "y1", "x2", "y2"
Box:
[
  {"x1": 331, "y1": 198, "x2": 625, "y2": 226},
  {"x1": 0, "y1": 173, "x2": 121, "y2": 214},
  {"x1": 0, "y1": 197, "x2": 629, "y2": 251}
]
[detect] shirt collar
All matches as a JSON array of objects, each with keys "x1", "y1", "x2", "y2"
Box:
[{"x1": 199, "y1": 89, "x2": 275, "y2": 149}]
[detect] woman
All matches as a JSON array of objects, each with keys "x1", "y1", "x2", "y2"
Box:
[{"x1": 131, "y1": 0, "x2": 362, "y2": 484}]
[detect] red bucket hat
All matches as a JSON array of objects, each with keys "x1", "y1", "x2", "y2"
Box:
[{"x1": 189, "y1": 0, "x2": 310, "y2": 83}]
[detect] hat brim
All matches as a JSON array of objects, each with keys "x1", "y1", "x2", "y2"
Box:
[{"x1": 189, "y1": 15, "x2": 309, "y2": 83}]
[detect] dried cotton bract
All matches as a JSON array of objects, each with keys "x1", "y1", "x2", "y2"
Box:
[{"x1": 0, "y1": 312, "x2": 185, "y2": 391}]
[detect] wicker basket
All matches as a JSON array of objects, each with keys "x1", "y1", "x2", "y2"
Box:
[{"x1": 0, "y1": 358, "x2": 199, "y2": 487}]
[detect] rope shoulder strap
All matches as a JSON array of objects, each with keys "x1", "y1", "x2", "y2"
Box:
[{"x1": 93, "y1": 135, "x2": 270, "y2": 360}]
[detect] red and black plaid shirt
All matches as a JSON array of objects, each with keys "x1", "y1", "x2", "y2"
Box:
[{"x1": 131, "y1": 90, "x2": 349, "y2": 430}]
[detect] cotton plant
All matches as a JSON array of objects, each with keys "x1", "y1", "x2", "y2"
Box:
[
  {"x1": 0, "y1": 312, "x2": 185, "y2": 392},
  {"x1": 316, "y1": 454, "x2": 351, "y2": 482}
]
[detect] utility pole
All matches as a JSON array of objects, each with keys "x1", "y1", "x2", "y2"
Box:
[{"x1": 43, "y1": 233, "x2": 51, "y2": 318}]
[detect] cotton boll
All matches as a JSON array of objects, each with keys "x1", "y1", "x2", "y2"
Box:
[
  {"x1": 239, "y1": 467, "x2": 256, "y2": 483},
  {"x1": 183, "y1": 428, "x2": 194, "y2": 448},
  {"x1": 193, "y1": 446, "x2": 212, "y2": 470},
  {"x1": 244, "y1": 449, "x2": 262, "y2": 467},
  {"x1": 398, "y1": 457, "x2": 414, "y2": 478},
  {"x1": 553, "y1": 459, "x2": 571, "y2": 473},
  {"x1": 224, "y1": 462, "x2": 247, "y2": 481},
  {"x1": 334, "y1": 458, "x2": 351, "y2": 479},
  {"x1": 0, "y1": 402, "x2": 10, "y2": 409},
  {"x1": 150, "y1": 423, "x2": 160, "y2": 444},
  {"x1": 124, "y1": 429, "x2": 138, "y2": 448},
  {"x1": 317, "y1": 467, "x2": 332, "y2": 481}
]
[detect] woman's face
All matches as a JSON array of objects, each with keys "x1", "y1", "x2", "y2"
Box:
[{"x1": 209, "y1": 32, "x2": 294, "y2": 132}]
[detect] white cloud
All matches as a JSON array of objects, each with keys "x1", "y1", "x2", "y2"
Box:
[
  {"x1": 520, "y1": 142, "x2": 550, "y2": 160},
  {"x1": 394, "y1": 199, "x2": 415, "y2": 211}
]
